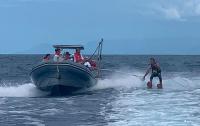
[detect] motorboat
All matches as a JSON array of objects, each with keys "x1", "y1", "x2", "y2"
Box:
[{"x1": 30, "y1": 39, "x2": 103, "y2": 95}]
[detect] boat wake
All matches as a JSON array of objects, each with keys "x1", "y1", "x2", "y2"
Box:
[
  {"x1": 0, "y1": 83, "x2": 49, "y2": 97},
  {"x1": 0, "y1": 70, "x2": 200, "y2": 97},
  {"x1": 92, "y1": 69, "x2": 200, "y2": 92}
]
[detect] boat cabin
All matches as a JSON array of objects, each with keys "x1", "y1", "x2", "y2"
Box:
[{"x1": 50, "y1": 45, "x2": 85, "y2": 62}]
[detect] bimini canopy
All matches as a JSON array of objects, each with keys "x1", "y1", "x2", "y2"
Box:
[{"x1": 53, "y1": 45, "x2": 84, "y2": 50}]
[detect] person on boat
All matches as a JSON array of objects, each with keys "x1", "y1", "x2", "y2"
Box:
[
  {"x1": 84, "y1": 61, "x2": 92, "y2": 68},
  {"x1": 143, "y1": 58, "x2": 163, "y2": 89},
  {"x1": 83, "y1": 57, "x2": 97, "y2": 70},
  {"x1": 74, "y1": 48, "x2": 84, "y2": 63},
  {"x1": 65, "y1": 52, "x2": 71, "y2": 60},
  {"x1": 42, "y1": 54, "x2": 50, "y2": 62},
  {"x1": 89, "y1": 60, "x2": 97, "y2": 69},
  {"x1": 53, "y1": 48, "x2": 63, "y2": 62}
]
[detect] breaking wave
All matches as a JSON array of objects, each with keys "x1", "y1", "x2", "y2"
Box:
[{"x1": 0, "y1": 83, "x2": 48, "y2": 97}]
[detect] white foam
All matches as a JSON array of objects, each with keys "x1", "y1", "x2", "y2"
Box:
[
  {"x1": 92, "y1": 69, "x2": 200, "y2": 91},
  {"x1": 94, "y1": 74, "x2": 143, "y2": 90},
  {"x1": 0, "y1": 83, "x2": 48, "y2": 97},
  {"x1": 0, "y1": 69, "x2": 199, "y2": 97},
  {"x1": 99, "y1": 70, "x2": 200, "y2": 126}
]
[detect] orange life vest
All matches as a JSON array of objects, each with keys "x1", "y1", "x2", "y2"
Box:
[{"x1": 74, "y1": 52, "x2": 84, "y2": 63}]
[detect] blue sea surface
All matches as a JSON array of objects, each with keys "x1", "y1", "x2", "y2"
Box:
[{"x1": 0, "y1": 55, "x2": 200, "y2": 126}]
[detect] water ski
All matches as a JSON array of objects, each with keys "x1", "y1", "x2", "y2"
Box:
[
  {"x1": 157, "y1": 84, "x2": 163, "y2": 89},
  {"x1": 147, "y1": 81, "x2": 152, "y2": 89},
  {"x1": 147, "y1": 82, "x2": 163, "y2": 89}
]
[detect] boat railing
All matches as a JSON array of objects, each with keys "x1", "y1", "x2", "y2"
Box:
[{"x1": 86, "y1": 38, "x2": 103, "y2": 78}]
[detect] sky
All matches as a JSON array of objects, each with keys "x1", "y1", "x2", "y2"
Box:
[{"x1": 0, "y1": 0, "x2": 200, "y2": 54}]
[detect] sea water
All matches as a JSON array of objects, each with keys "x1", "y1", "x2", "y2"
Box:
[{"x1": 0, "y1": 55, "x2": 199, "y2": 126}]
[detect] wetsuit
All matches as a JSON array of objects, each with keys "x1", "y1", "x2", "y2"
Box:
[{"x1": 150, "y1": 63, "x2": 162, "y2": 82}]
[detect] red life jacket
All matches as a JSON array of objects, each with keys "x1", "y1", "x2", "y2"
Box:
[
  {"x1": 89, "y1": 60, "x2": 97, "y2": 68},
  {"x1": 74, "y1": 52, "x2": 84, "y2": 63}
]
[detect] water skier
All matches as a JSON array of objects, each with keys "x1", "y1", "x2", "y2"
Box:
[{"x1": 143, "y1": 58, "x2": 163, "y2": 89}]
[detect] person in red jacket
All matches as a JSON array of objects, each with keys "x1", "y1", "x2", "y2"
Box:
[{"x1": 74, "y1": 48, "x2": 84, "y2": 63}]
